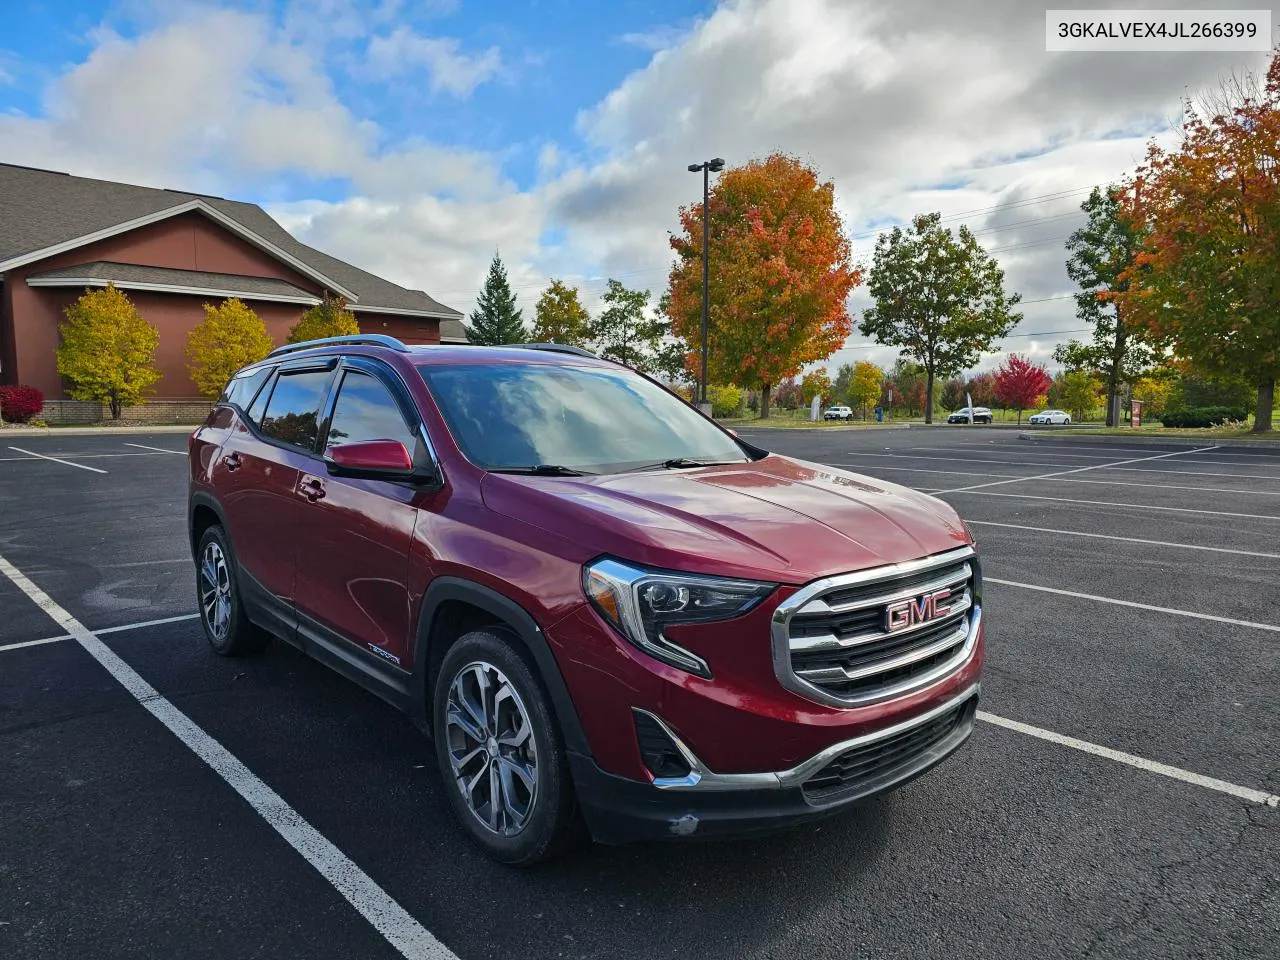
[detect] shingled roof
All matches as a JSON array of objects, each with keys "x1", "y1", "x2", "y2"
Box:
[{"x1": 0, "y1": 163, "x2": 463, "y2": 321}]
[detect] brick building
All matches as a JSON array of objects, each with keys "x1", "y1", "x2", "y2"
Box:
[{"x1": 0, "y1": 163, "x2": 466, "y2": 409}]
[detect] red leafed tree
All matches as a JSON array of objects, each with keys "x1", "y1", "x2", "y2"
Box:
[
  {"x1": 966, "y1": 372, "x2": 997, "y2": 407},
  {"x1": 666, "y1": 153, "x2": 862, "y2": 418},
  {"x1": 993, "y1": 354, "x2": 1051, "y2": 425}
]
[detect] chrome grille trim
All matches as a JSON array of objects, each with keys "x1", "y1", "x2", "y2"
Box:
[{"x1": 772, "y1": 545, "x2": 979, "y2": 709}]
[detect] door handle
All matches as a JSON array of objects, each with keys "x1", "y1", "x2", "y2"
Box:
[
  {"x1": 222, "y1": 452, "x2": 242, "y2": 471},
  {"x1": 300, "y1": 478, "x2": 326, "y2": 502}
]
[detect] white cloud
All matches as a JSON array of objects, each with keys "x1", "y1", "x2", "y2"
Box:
[{"x1": 363, "y1": 27, "x2": 501, "y2": 96}]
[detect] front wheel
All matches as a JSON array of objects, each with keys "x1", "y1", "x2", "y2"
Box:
[{"x1": 434, "y1": 629, "x2": 578, "y2": 865}]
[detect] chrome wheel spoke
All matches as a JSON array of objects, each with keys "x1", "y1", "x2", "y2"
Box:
[
  {"x1": 200, "y1": 543, "x2": 231, "y2": 640},
  {"x1": 498, "y1": 756, "x2": 535, "y2": 795},
  {"x1": 487, "y1": 760, "x2": 503, "y2": 831},
  {"x1": 446, "y1": 708, "x2": 486, "y2": 749}
]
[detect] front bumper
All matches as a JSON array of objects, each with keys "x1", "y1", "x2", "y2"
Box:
[{"x1": 571, "y1": 684, "x2": 979, "y2": 844}]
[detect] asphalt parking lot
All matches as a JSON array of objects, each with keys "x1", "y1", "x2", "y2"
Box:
[{"x1": 2, "y1": 427, "x2": 1277, "y2": 960}]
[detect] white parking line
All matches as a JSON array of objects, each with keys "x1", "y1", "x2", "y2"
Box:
[
  {"x1": 0, "y1": 613, "x2": 202, "y2": 653},
  {"x1": 840, "y1": 451, "x2": 1280, "y2": 481},
  {"x1": 921, "y1": 443, "x2": 1278, "y2": 464},
  {"x1": 0, "y1": 554, "x2": 457, "y2": 960},
  {"x1": 977, "y1": 712, "x2": 1280, "y2": 807},
  {"x1": 7, "y1": 446, "x2": 107, "y2": 474},
  {"x1": 125, "y1": 442, "x2": 186, "y2": 455},
  {"x1": 985, "y1": 576, "x2": 1280, "y2": 632},
  {"x1": 945, "y1": 489, "x2": 1280, "y2": 521},
  {"x1": 933, "y1": 445, "x2": 1218, "y2": 495},
  {"x1": 965, "y1": 520, "x2": 1280, "y2": 559}
]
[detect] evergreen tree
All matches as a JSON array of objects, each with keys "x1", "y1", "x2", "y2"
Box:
[{"x1": 466, "y1": 252, "x2": 526, "y2": 345}]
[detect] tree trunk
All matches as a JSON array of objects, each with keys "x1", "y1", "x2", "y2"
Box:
[
  {"x1": 1106, "y1": 308, "x2": 1125, "y2": 427},
  {"x1": 1253, "y1": 375, "x2": 1275, "y2": 433},
  {"x1": 1017, "y1": 407, "x2": 1022, "y2": 426},
  {"x1": 760, "y1": 383, "x2": 772, "y2": 420},
  {"x1": 110, "y1": 396, "x2": 122, "y2": 420},
  {"x1": 924, "y1": 368, "x2": 935, "y2": 424}
]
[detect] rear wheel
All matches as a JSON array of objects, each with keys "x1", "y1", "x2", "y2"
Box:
[
  {"x1": 195, "y1": 525, "x2": 269, "y2": 656},
  {"x1": 433, "y1": 629, "x2": 578, "y2": 865}
]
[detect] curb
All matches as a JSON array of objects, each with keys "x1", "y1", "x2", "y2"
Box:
[
  {"x1": 0, "y1": 424, "x2": 198, "y2": 437},
  {"x1": 1017, "y1": 432, "x2": 1280, "y2": 451}
]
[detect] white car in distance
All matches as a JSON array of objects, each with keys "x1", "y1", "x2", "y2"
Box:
[{"x1": 1028, "y1": 409, "x2": 1071, "y2": 425}]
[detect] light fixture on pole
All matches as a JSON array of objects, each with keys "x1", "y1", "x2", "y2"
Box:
[{"x1": 687, "y1": 158, "x2": 725, "y2": 414}]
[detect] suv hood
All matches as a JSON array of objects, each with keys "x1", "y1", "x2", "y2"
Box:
[{"x1": 480, "y1": 454, "x2": 972, "y2": 585}]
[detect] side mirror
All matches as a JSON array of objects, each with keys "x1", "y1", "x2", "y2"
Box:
[{"x1": 324, "y1": 439, "x2": 416, "y2": 481}]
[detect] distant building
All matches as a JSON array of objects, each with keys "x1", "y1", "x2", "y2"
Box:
[{"x1": 0, "y1": 163, "x2": 466, "y2": 400}]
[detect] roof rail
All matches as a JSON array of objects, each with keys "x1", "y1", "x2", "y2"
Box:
[
  {"x1": 268, "y1": 334, "x2": 409, "y2": 358},
  {"x1": 505, "y1": 342, "x2": 598, "y2": 359}
]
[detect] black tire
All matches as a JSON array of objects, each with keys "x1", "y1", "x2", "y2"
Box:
[
  {"x1": 433, "y1": 629, "x2": 578, "y2": 865},
  {"x1": 195, "y1": 525, "x2": 270, "y2": 656}
]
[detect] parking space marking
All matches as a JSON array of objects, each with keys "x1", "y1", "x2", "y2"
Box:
[
  {"x1": 1048, "y1": 476, "x2": 1280, "y2": 496},
  {"x1": 946, "y1": 489, "x2": 1280, "y2": 521},
  {"x1": 933, "y1": 445, "x2": 1218, "y2": 495},
  {"x1": 833, "y1": 463, "x2": 1022, "y2": 480},
  {"x1": 840, "y1": 451, "x2": 1280, "y2": 481},
  {"x1": 7, "y1": 446, "x2": 107, "y2": 474},
  {"x1": 978, "y1": 712, "x2": 1280, "y2": 807},
  {"x1": 921, "y1": 443, "x2": 1274, "y2": 465},
  {"x1": 0, "y1": 612, "x2": 203, "y2": 653},
  {"x1": 125, "y1": 442, "x2": 186, "y2": 455},
  {"x1": 966, "y1": 520, "x2": 1280, "y2": 559},
  {"x1": 985, "y1": 576, "x2": 1280, "y2": 633},
  {"x1": 0, "y1": 553, "x2": 458, "y2": 960}
]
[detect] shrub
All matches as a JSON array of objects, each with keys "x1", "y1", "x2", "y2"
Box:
[
  {"x1": 287, "y1": 292, "x2": 359, "y2": 344},
  {"x1": 56, "y1": 284, "x2": 161, "y2": 419},
  {"x1": 186, "y1": 298, "x2": 274, "y2": 398},
  {"x1": 708, "y1": 384, "x2": 742, "y2": 418},
  {"x1": 1159, "y1": 406, "x2": 1246, "y2": 428},
  {"x1": 0, "y1": 385, "x2": 45, "y2": 423}
]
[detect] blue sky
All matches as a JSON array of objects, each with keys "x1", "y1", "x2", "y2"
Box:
[
  {"x1": 0, "y1": 1, "x2": 1266, "y2": 371},
  {"x1": 3, "y1": 0, "x2": 711, "y2": 202}
]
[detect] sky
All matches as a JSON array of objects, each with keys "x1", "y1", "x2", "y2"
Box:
[{"x1": 0, "y1": 0, "x2": 1272, "y2": 376}]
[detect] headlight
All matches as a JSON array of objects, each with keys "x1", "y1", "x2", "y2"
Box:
[{"x1": 583, "y1": 558, "x2": 775, "y2": 678}]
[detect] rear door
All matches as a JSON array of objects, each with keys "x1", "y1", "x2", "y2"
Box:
[
  {"x1": 293, "y1": 358, "x2": 424, "y2": 669},
  {"x1": 215, "y1": 359, "x2": 337, "y2": 637}
]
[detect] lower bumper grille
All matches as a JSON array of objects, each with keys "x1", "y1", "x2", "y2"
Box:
[{"x1": 801, "y1": 697, "x2": 977, "y2": 802}]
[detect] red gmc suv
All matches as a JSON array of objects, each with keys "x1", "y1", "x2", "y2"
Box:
[{"x1": 188, "y1": 335, "x2": 983, "y2": 864}]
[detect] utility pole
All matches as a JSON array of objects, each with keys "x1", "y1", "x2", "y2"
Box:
[{"x1": 687, "y1": 158, "x2": 725, "y2": 414}]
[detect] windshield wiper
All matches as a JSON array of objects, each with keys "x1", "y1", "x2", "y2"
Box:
[
  {"x1": 490, "y1": 464, "x2": 596, "y2": 476},
  {"x1": 621, "y1": 457, "x2": 744, "y2": 473}
]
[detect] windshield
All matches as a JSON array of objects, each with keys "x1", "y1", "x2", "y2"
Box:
[{"x1": 418, "y1": 362, "x2": 751, "y2": 473}]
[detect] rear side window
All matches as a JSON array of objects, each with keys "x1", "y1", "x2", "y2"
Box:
[
  {"x1": 259, "y1": 369, "x2": 332, "y2": 450},
  {"x1": 325, "y1": 371, "x2": 417, "y2": 452},
  {"x1": 221, "y1": 367, "x2": 271, "y2": 411}
]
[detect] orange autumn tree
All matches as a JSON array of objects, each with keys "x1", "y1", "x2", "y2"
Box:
[
  {"x1": 666, "y1": 154, "x2": 860, "y2": 418},
  {"x1": 1115, "y1": 52, "x2": 1280, "y2": 433}
]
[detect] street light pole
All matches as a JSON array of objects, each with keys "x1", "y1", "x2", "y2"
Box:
[{"x1": 688, "y1": 158, "x2": 724, "y2": 413}]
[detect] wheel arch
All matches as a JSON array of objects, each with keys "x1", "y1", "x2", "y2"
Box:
[
  {"x1": 412, "y1": 578, "x2": 591, "y2": 757},
  {"x1": 189, "y1": 491, "x2": 230, "y2": 558}
]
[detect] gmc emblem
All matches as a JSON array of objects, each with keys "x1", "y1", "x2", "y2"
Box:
[{"x1": 885, "y1": 588, "x2": 952, "y2": 632}]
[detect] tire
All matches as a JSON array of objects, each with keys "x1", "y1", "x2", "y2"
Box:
[
  {"x1": 195, "y1": 525, "x2": 270, "y2": 656},
  {"x1": 1063, "y1": 417, "x2": 1071, "y2": 425},
  {"x1": 433, "y1": 629, "x2": 578, "y2": 866}
]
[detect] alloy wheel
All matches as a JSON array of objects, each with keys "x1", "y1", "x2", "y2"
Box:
[
  {"x1": 199, "y1": 541, "x2": 233, "y2": 642},
  {"x1": 445, "y1": 661, "x2": 539, "y2": 837}
]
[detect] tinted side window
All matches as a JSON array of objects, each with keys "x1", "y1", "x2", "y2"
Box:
[
  {"x1": 326, "y1": 371, "x2": 417, "y2": 452},
  {"x1": 245, "y1": 373, "x2": 274, "y2": 425},
  {"x1": 260, "y1": 369, "x2": 331, "y2": 450},
  {"x1": 222, "y1": 367, "x2": 271, "y2": 411}
]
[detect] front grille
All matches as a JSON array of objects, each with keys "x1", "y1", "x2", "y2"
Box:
[
  {"x1": 802, "y1": 697, "x2": 976, "y2": 802},
  {"x1": 775, "y1": 547, "x2": 978, "y2": 706}
]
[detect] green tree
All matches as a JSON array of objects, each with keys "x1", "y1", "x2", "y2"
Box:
[
  {"x1": 466, "y1": 251, "x2": 526, "y2": 345},
  {"x1": 849, "y1": 361, "x2": 884, "y2": 418},
  {"x1": 287, "y1": 292, "x2": 360, "y2": 344},
  {"x1": 801, "y1": 368, "x2": 833, "y2": 405},
  {"x1": 707, "y1": 384, "x2": 743, "y2": 418},
  {"x1": 56, "y1": 284, "x2": 161, "y2": 419},
  {"x1": 532, "y1": 279, "x2": 590, "y2": 346},
  {"x1": 1052, "y1": 186, "x2": 1156, "y2": 425},
  {"x1": 1049, "y1": 370, "x2": 1103, "y2": 421},
  {"x1": 831, "y1": 363, "x2": 854, "y2": 405},
  {"x1": 186, "y1": 298, "x2": 274, "y2": 398},
  {"x1": 590, "y1": 279, "x2": 668, "y2": 374},
  {"x1": 860, "y1": 212, "x2": 1022, "y2": 423}
]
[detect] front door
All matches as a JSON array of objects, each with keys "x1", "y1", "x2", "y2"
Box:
[{"x1": 293, "y1": 361, "x2": 421, "y2": 669}]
